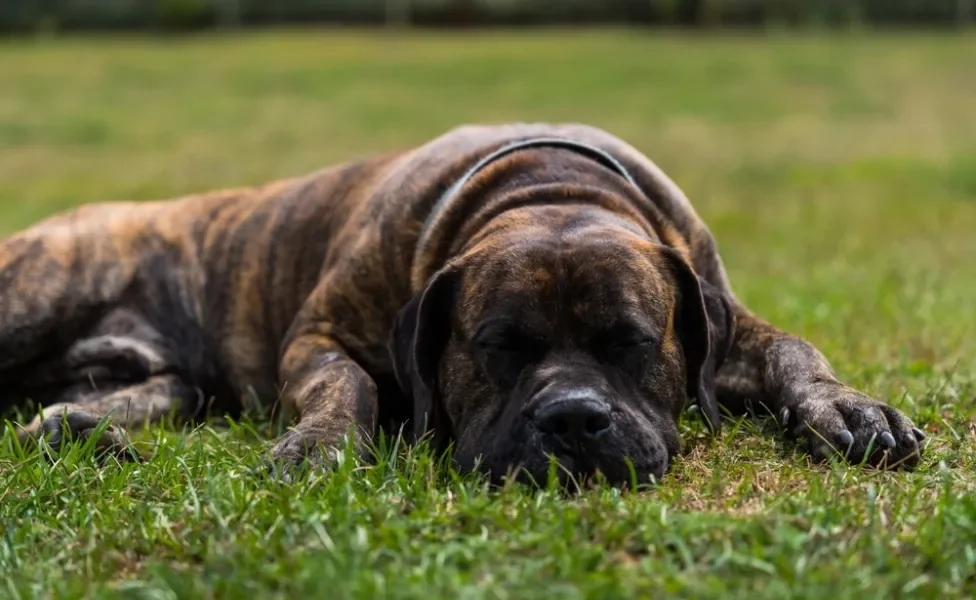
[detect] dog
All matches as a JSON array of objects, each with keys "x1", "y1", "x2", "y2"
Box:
[{"x1": 1, "y1": 123, "x2": 926, "y2": 485}]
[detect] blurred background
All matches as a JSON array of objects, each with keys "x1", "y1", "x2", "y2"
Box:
[
  {"x1": 0, "y1": 1, "x2": 974, "y2": 390},
  {"x1": 1, "y1": 0, "x2": 974, "y2": 32}
]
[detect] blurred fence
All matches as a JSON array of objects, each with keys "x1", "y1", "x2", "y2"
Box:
[{"x1": 1, "y1": 0, "x2": 974, "y2": 34}]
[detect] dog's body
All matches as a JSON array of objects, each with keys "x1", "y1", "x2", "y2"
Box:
[{"x1": 2, "y1": 123, "x2": 923, "y2": 483}]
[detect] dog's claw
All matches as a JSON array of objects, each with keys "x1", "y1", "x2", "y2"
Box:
[
  {"x1": 912, "y1": 427, "x2": 927, "y2": 442},
  {"x1": 779, "y1": 407, "x2": 790, "y2": 427},
  {"x1": 256, "y1": 457, "x2": 310, "y2": 484},
  {"x1": 838, "y1": 429, "x2": 854, "y2": 448},
  {"x1": 880, "y1": 431, "x2": 897, "y2": 449}
]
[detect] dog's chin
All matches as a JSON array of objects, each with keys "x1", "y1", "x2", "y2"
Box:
[{"x1": 456, "y1": 427, "x2": 672, "y2": 491}]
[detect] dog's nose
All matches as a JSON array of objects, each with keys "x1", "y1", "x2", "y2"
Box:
[{"x1": 531, "y1": 392, "x2": 611, "y2": 442}]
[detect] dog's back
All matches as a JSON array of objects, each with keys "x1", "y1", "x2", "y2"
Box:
[{"x1": 0, "y1": 151, "x2": 406, "y2": 412}]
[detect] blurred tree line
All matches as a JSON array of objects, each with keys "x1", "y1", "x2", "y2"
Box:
[{"x1": 2, "y1": 0, "x2": 973, "y2": 34}]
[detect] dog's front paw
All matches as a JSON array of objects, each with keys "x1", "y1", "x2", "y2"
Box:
[
  {"x1": 22, "y1": 409, "x2": 141, "y2": 463},
  {"x1": 269, "y1": 428, "x2": 341, "y2": 464},
  {"x1": 261, "y1": 428, "x2": 364, "y2": 481},
  {"x1": 779, "y1": 382, "x2": 926, "y2": 469}
]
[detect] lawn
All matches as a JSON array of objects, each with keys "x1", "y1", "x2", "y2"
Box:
[{"x1": 2, "y1": 28, "x2": 976, "y2": 598}]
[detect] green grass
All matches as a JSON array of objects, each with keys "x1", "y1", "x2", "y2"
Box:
[{"x1": 2, "y1": 29, "x2": 976, "y2": 598}]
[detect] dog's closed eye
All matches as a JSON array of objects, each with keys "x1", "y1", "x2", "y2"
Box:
[
  {"x1": 475, "y1": 326, "x2": 547, "y2": 355},
  {"x1": 595, "y1": 323, "x2": 660, "y2": 354}
]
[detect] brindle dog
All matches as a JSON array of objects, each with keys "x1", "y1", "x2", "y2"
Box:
[{"x1": 1, "y1": 123, "x2": 925, "y2": 485}]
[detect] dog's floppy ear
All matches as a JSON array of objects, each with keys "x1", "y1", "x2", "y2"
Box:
[
  {"x1": 388, "y1": 265, "x2": 460, "y2": 451},
  {"x1": 660, "y1": 248, "x2": 736, "y2": 434}
]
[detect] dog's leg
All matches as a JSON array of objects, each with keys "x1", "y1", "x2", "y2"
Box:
[
  {"x1": 668, "y1": 215, "x2": 925, "y2": 468},
  {"x1": 269, "y1": 324, "x2": 378, "y2": 467},
  {"x1": 11, "y1": 322, "x2": 202, "y2": 459},
  {"x1": 14, "y1": 374, "x2": 199, "y2": 460},
  {"x1": 715, "y1": 303, "x2": 925, "y2": 468}
]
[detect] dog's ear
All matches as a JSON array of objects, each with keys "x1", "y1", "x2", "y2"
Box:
[
  {"x1": 660, "y1": 248, "x2": 736, "y2": 434},
  {"x1": 388, "y1": 265, "x2": 460, "y2": 451}
]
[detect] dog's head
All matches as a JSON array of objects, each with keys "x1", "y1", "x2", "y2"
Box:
[{"x1": 390, "y1": 205, "x2": 734, "y2": 487}]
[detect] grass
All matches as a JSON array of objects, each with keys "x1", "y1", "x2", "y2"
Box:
[{"x1": 2, "y1": 28, "x2": 976, "y2": 598}]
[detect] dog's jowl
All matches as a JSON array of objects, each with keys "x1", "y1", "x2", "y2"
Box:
[{"x1": 0, "y1": 123, "x2": 925, "y2": 485}]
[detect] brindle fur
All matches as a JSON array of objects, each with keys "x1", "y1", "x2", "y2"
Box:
[{"x1": 1, "y1": 123, "x2": 923, "y2": 483}]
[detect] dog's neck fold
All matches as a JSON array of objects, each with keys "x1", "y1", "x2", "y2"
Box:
[{"x1": 410, "y1": 137, "x2": 648, "y2": 291}]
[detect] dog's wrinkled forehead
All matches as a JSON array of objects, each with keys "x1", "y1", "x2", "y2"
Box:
[{"x1": 457, "y1": 217, "x2": 676, "y2": 335}]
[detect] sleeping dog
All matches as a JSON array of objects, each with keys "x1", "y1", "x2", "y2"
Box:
[{"x1": 2, "y1": 123, "x2": 925, "y2": 484}]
